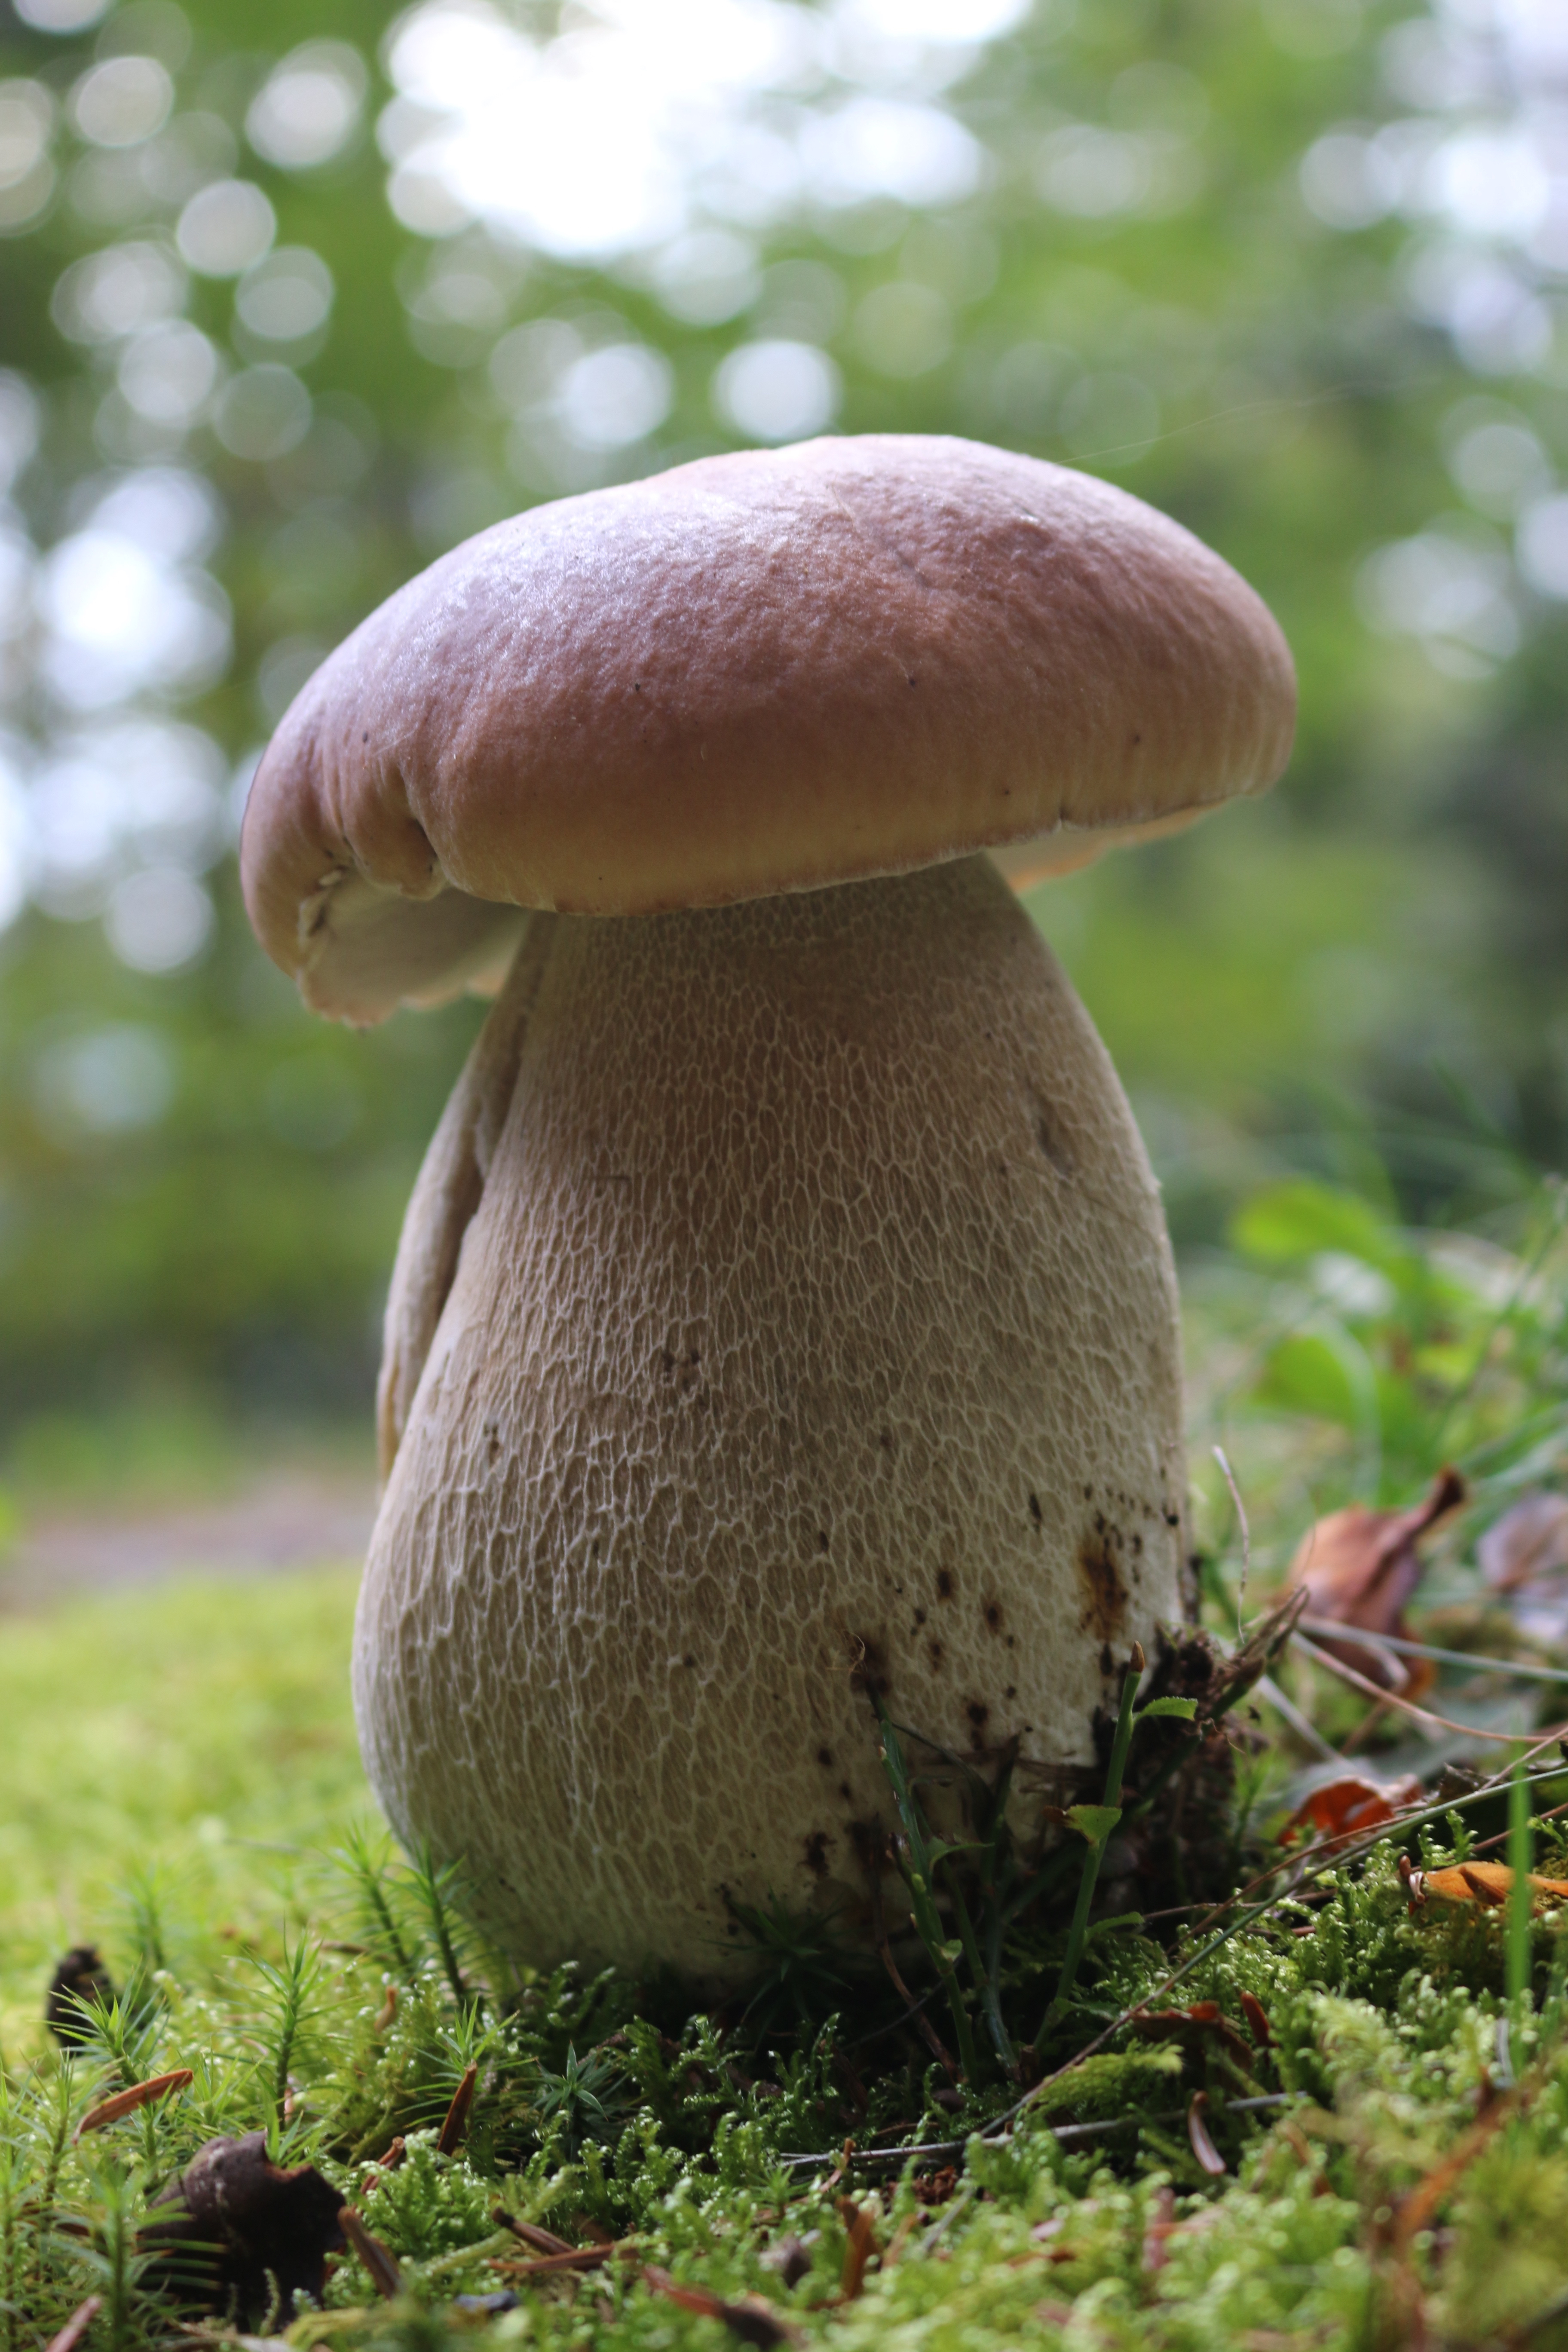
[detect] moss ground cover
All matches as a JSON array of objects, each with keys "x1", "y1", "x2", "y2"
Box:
[{"x1": 5, "y1": 1170, "x2": 1568, "y2": 2350}]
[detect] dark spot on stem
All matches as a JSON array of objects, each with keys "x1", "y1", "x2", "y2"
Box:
[
  {"x1": 1028, "y1": 1492, "x2": 1042, "y2": 1526},
  {"x1": 803, "y1": 1831, "x2": 831, "y2": 1877},
  {"x1": 936, "y1": 1568, "x2": 955, "y2": 1602},
  {"x1": 1078, "y1": 1527, "x2": 1129, "y2": 1643}
]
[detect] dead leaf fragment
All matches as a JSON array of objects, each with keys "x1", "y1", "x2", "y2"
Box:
[
  {"x1": 436, "y1": 2062, "x2": 477, "y2": 2155},
  {"x1": 1239, "y1": 1991, "x2": 1273, "y2": 2049},
  {"x1": 1187, "y1": 2089, "x2": 1227, "y2": 2177},
  {"x1": 75, "y1": 2068, "x2": 193, "y2": 2140},
  {"x1": 838, "y1": 2198, "x2": 879, "y2": 2300},
  {"x1": 1282, "y1": 1772, "x2": 1422, "y2": 1848},
  {"x1": 1127, "y1": 2000, "x2": 1254, "y2": 2067},
  {"x1": 1480, "y1": 1492, "x2": 1568, "y2": 1592},
  {"x1": 338, "y1": 2206, "x2": 403, "y2": 2300},
  {"x1": 1480, "y1": 1491, "x2": 1568, "y2": 1644},
  {"x1": 1288, "y1": 1467, "x2": 1466, "y2": 1690},
  {"x1": 1400, "y1": 1856, "x2": 1568, "y2": 1910},
  {"x1": 643, "y1": 2266, "x2": 801, "y2": 2346}
]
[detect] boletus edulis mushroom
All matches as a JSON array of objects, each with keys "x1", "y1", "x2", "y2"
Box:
[{"x1": 241, "y1": 435, "x2": 1295, "y2": 1983}]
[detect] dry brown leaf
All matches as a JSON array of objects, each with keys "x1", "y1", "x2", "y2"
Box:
[
  {"x1": 1287, "y1": 1467, "x2": 1466, "y2": 1691},
  {"x1": 338, "y1": 2206, "x2": 403, "y2": 2300},
  {"x1": 1281, "y1": 1772, "x2": 1422, "y2": 1848},
  {"x1": 1127, "y1": 2000, "x2": 1254, "y2": 2067},
  {"x1": 1479, "y1": 1492, "x2": 1568, "y2": 1644},
  {"x1": 643, "y1": 2265, "x2": 801, "y2": 2346},
  {"x1": 837, "y1": 2197, "x2": 880, "y2": 2300},
  {"x1": 1480, "y1": 1492, "x2": 1568, "y2": 1591},
  {"x1": 74, "y1": 2069, "x2": 193, "y2": 2140},
  {"x1": 1400, "y1": 1856, "x2": 1568, "y2": 1910},
  {"x1": 435, "y1": 2062, "x2": 477, "y2": 2156},
  {"x1": 1239, "y1": 1991, "x2": 1273, "y2": 2049},
  {"x1": 1187, "y1": 2090, "x2": 1227, "y2": 2178}
]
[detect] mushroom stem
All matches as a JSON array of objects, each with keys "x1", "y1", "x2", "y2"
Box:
[{"x1": 354, "y1": 852, "x2": 1185, "y2": 1981}]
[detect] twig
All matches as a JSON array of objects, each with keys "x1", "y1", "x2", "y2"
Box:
[
  {"x1": 775, "y1": 2093, "x2": 1292, "y2": 2173},
  {"x1": 1297, "y1": 1618, "x2": 1568, "y2": 1689},
  {"x1": 1213, "y1": 1446, "x2": 1250, "y2": 1637},
  {"x1": 1255, "y1": 1672, "x2": 1341, "y2": 1764},
  {"x1": 1294, "y1": 1632, "x2": 1562, "y2": 1745}
]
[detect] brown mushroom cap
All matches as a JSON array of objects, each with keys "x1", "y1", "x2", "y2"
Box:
[{"x1": 240, "y1": 433, "x2": 1295, "y2": 1024}]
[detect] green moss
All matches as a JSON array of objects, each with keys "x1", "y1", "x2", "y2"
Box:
[{"x1": 6, "y1": 1173, "x2": 1568, "y2": 2344}]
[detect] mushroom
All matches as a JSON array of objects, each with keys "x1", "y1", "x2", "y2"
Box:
[{"x1": 241, "y1": 435, "x2": 1294, "y2": 1981}]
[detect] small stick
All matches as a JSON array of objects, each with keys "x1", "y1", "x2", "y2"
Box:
[
  {"x1": 1298, "y1": 1617, "x2": 1568, "y2": 1689},
  {"x1": 45, "y1": 2297, "x2": 103, "y2": 2352},
  {"x1": 491, "y1": 2245, "x2": 619, "y2": 2276},
  {"x1": 492, "y1": 2211, "x2": 575, "y2": 2257},
  {"x1": 1294, "y1": 1633, "x2": 1560, "y2": 1745},
  {"x1": 1255, "y1": 1672, "x2": 1341, "y2": 1764}
]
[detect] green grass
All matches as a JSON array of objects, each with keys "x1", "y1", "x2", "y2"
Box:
[
  {"x1": 6, "y1": 1169, "x2": 1568, "y2": 2350},
  {"x1": 0, "y1": 1567, "x2": 366, "y2": 2048}
]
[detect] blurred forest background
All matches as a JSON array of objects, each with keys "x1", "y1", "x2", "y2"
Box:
[{"x1": 0, "y1": 0, "x2": 1563, "y2": 1497}]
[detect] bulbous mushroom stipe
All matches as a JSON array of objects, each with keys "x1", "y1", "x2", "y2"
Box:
[{"x1": 241, "y1": 435, "x2": 1295, "y2": 1982}]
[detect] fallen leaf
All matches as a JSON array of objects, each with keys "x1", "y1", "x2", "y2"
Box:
[
  {"x1": 1127, "y1": 2001, "x2": 1254, "y2": 2067},
  {"x1": 1288, "y1": 1467, "x2": 1466, "y2": 1690},
  {"x1": 1239, "y1": 1991, "x2": 1273, "y2": 2049},
  {"x1": 435, "y1": 2062, "x2": 477, "y2": 2156},
  {"x1": 838, "y1": 2198, "x2": 879, "y2": 2301},
  {"x1": 1479, "y1": 1492, "x2": 1568, "y2": 1644},
  {"x1": 338, "y1": 2207, "x2": 403, "y2": 2300},
  {"x1": 643, "y1": 2265, "x2": 801, "y2": 2346},
  {"x1": 1480, "y1": 1492, "x2": 1568, "y2": 1591},
  {"x1": 1281, "y1": 1772, "x2": 1422, "y2": 1847},
  {"x1": 75, "y1": 2068, "x2": 193, "y2": 2140},
  {"x1": 1400, "y1": 1855, "x2": 1568, "y2": 1910},
  {"x1": 1187, "y1": 2090, "x2": 1227, "y2": 2178}
]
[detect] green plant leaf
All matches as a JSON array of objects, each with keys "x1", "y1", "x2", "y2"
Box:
[
  {"x1": 1138, "y1": 1697, "x2": 1199, "y2": 1722},
  {"x1": 1065, "y1": 1804, "x2": 1123, "y2": 1849}
]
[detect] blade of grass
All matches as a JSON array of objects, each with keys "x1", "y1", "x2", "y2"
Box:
[
  {"x1": 1035, "y1": 1644, "x2": 1143, "y2": 2049},
  {"x1": 874, "y1": 1700, "x2": 981, "y2": 2081},
  {"x1": 1508, "y1": 1750, "x2": 1534, "y2": 2012}
]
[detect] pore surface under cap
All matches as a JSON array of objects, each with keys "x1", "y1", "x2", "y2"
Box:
[{"x1": 240, "y1": 433, "x2": 1296, "y2": 1023}]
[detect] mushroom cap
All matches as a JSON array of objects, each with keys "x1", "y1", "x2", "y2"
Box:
[{"x1": 241, "y1": 433, "x2": 1296, "y2": 1024}]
